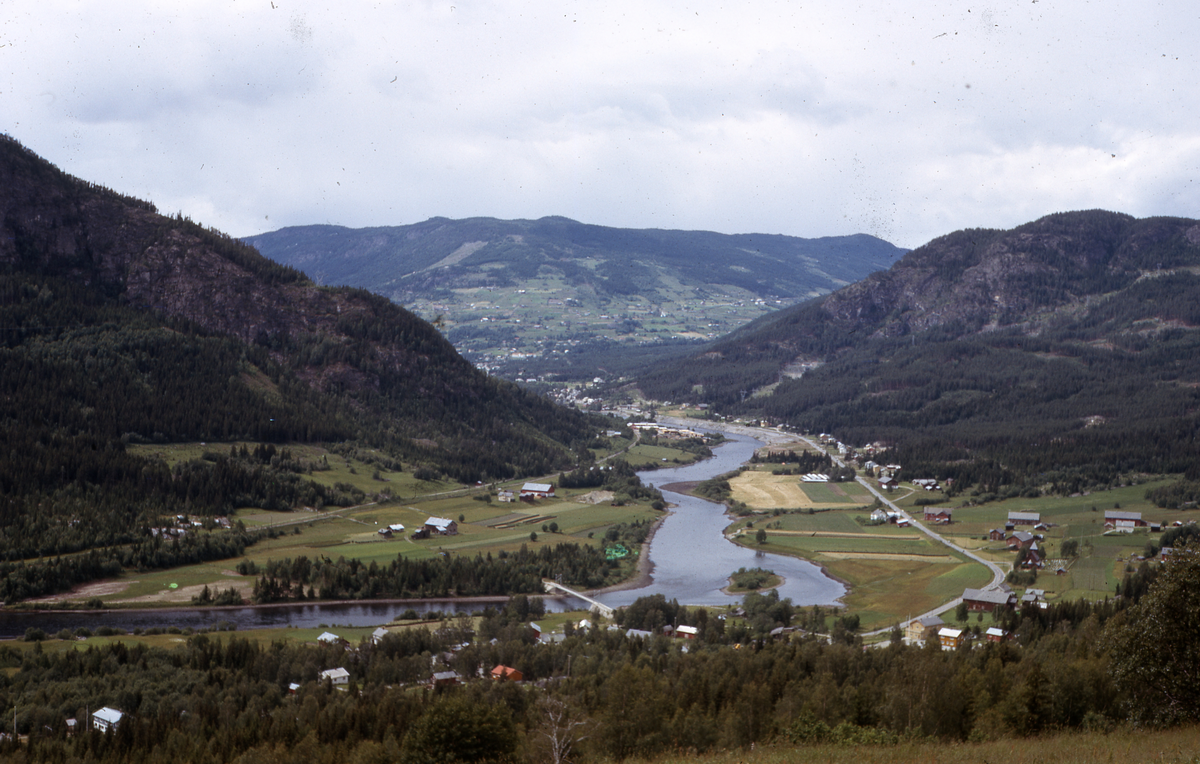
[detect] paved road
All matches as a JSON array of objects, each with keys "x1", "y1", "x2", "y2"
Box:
[
  {"x1": 785, "y1": 431, "x2": 1008, "y2": 636},
  {"x1": 671, "y1": 419, "x2": 1009, "y2": 638}
]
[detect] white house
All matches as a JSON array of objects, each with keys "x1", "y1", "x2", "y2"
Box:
[
  {"x1": 371, "y1": 627, "x2": 390, "y2": 644},
  {"x1": 92, "y1": 707, "x2": 124, "y2": 732},
  {"x1": 317, "y1": 631, "x2": 344, "y2": 645},
  {"x1": 320, "y1": 667, "x2": 350, "y2": 686}
]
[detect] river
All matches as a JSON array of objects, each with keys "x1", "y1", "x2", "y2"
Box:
[{"x1": 0, "y1": 430, "x2": 845, "y2": 638}]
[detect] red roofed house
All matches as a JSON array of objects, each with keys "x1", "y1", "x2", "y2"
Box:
[{"x1": 491, "y1": 665, "x2": 523, "y2": 682}]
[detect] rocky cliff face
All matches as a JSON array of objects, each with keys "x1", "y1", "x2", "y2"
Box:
[
  {"x1": 818, "y1": 212, "x2": 1200, "y2": 340},
  {"x1": 0, "y1": 134, "x2": 595, "y2": 480},
  {"x1": 0, "y1": 135, "x2": 468, "y2": 391}
]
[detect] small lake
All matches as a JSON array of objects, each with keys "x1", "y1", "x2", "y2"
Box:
[{"x1": 0, "y1": 430, "x2": 845, "y2": 638}]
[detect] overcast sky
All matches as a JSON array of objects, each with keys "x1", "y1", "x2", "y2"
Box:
[{"x1": 3, "y1": 1, "x2": 1198, "y2": 249}]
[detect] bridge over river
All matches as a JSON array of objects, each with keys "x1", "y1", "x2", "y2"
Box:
[{"x1": 543, "y1": 580, "x2": 615, "y2": 619}]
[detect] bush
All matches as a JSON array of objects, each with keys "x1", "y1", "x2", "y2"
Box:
[{"x1": 23, "y1": 627, "x2": 47, "y2": 642}]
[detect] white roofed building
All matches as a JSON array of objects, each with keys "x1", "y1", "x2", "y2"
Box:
[{"x1": 92, "y1": 707, "x2": 124, "y2": 732}]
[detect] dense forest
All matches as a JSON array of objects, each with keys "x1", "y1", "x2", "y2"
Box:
[
  {"x1": 0, "y1": 546, "x2": 1195, "y2": 764},
  {"x1": 637, "y1": 212, "x2": 1200, "y2": 496}
]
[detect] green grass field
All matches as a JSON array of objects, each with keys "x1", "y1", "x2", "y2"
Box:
[{"x1": 799, "y1": 482, "x2": 868, "y2": 504}]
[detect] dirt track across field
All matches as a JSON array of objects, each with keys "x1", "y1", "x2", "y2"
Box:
[
  {"x1": 818, "y1": 551, "x2": 958, "y2": 562},
  {"x1": 768, "y1": 530, "x2": 923, "y2": 540}
]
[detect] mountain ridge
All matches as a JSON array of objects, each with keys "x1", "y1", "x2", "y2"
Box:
[
  {"x1": 246, "y1": 217, "x2": 905, "y2": 382},
  {"x1": 0, "y1": 134, "x2": 599, "y2": 570},
  {"x1": 637, "y1": 209, "x2": 1200, "y2": 493}
]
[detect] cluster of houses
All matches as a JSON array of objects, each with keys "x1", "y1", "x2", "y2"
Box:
[
  {"x1": 906, "y1": 615, "x2": 1010, "y2": 648},
  {"x1": 376, "y1": 523, "x2": 406, "y2": 538},
  {"x1": 148, "y1": 514, "x2": 232, "y2": 539},
  {"x1": 628, "y1": 423, "x2": 704, "y2": 440}
]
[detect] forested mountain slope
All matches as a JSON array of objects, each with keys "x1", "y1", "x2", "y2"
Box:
[
  {"x1": 246, "y1": 218, "x2": 904, "y2": 381},
  {"x1": 639, "y1": 211, "x2": 1200, "y2": 493},
  {"x1": 0, "y1": 135, "x2": 598, "y2": 562}
]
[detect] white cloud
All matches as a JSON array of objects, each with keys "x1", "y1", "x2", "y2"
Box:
[{"x1": 2, "y1": 0, "x2": 1199, "y2": 249}]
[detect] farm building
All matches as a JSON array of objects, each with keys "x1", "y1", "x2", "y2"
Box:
[
  {"x1": 425, "y1": 517, "x2": 458, "y2": 535},
  {"x1": 962, "y1": 588, "x2": 1015, "y2": 612},
  {"x1": 498, "y1": 490, "x2": 514, "y2": 502},
  {"x1": 1008, "y1": 512, "x2": 1040, "y2": 526},
  {"x1": 520, "y1": 483, "x2": 556, "y2": 499},
  {"x1": 1105, "y1": 510, "x2": 1146, "y2": 529},
  {"x1": 1006, "y1": 531, "x2": 1036, "y2": 550},
  {"x1": 801, "y1": 473, "x2": 830, "y2": 482},
  {"x1": 923, "y1": 508, "x2": 952, "y2": 523}
]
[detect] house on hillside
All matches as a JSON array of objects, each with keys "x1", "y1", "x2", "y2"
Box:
[
  {"x1": 879, "y1": 476, "x2": 899, "y2": 491},
  {"x1": 906, "y1": 614, "x2": 944, "y2": 643},
  {"x1": 317, "y1": 631, "x2": 346, "y2": 646},
  {"x1": 430, "y1": 671, "x2": 461, "y2": 689},
  {"x1": 988, "y1": 528, "x2": 1006, "y2": 541},
  {"x1": 1020, "y1": 589, "x2": 1046, "y2": 606},
  {"x1": 520, "y1": 482, "x2": 556, "y2": 499},
  {"x1": 938, "y1": 627, "x2": 966, "y2": 650},
  {"x1": 92, "y1": 707, "x2": 124, "y2": 733},
  {"x1": 676, "y1": 625, "x2": 698, "y2": 639},
  {"x1": 962, "y1": 588, "x2": 1015, "y2": 612},
  {"x1": 425, "y1": 517, "x2": 458, "y2": 535},
  {"x1": 498, "y1": 489, "x2": 515, "y2": 503},
  {"x1": 371, "y1": 627, "x2": 390, "y2": 644},
  {"x1": 986, "y1": 627, "x2": 1008, "y2": 643},
  {"x1": 320, "y1": 667, "x2": 350, "y2": 686},
  {"x1": 912, "y1": 478, "x2": 940, "y2": 491},
  {"x1": 491, "y1": 665, "x2": 523, "y2": 682}
]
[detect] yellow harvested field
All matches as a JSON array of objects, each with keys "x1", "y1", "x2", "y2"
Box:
[
  {"x1": 730, "y1": 471, "x2": 842, "y2": 509},
  {"x1": 818, "y1": 552, "x2": 959, "y2": 563}
]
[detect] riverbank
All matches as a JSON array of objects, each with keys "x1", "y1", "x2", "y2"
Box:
[{"x1": 586, "y1": 508, "x2": 664, "y2": 596}]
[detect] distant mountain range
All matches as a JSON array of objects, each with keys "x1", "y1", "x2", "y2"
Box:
[
  {"x1": 639, "y1": 210, "x2": 1200, "y2": 493},
  {"x1": 246, "y1": 219, "x2": 904, "y2": 382},
  {"x1": 0, "y1": 135, "x2": 599, "y2": 563}
]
